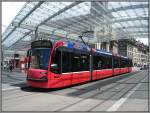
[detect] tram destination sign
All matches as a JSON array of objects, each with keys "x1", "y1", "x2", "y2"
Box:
[{"x1": 31, "y1": 40, "x2": 52, "y2": 48}]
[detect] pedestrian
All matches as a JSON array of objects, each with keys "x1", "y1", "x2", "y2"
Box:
[
  {"x1": 9, "y1": 64, "x2": 13, "y2": 72},
  {"x1": 3, "y1": 64, "x2": 6, "y2": 70}
]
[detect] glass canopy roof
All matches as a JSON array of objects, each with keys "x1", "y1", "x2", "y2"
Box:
[
  {"x1": 109, "y1": 2, "x2": 148, "y2": 39},
  {"x1": 2, "y1": 1, "x2": 148, "y2": 51}
]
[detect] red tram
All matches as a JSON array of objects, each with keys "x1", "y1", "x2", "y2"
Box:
[{"x1": 26, "y1": 40, "x2": 132, "y2": 88}]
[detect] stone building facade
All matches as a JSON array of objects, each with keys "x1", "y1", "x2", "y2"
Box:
[
  {"x1": 95, "y1": 40, "x2": 118, "y2": 54},
  {"x1": 118, "y1": 39, "x2": 148, "y2": 66}
]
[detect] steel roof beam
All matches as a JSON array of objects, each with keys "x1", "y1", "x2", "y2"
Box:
[
  {"x1": 11, "y1": 42, "x2": 31, "y2": 49},
  {"x1": 117, "y1": 35, "x2": 148, "y2": 39},
  {"x1": 133, "y1": 34, "x2": 148, "y2": 36},
  {"x1": 6, "y1": 31, "x2": 33, "y2": 49},
  {"x1": 109, "y1": 4, "x2": 148, "y2": 12},
  {"x1": 38, "y1": 2, "x2": 82, "y2": 27},
  {"x1": 129, "y1": 31, "x2": 148, "y2": 34},
  {"x1": 6, "y1": 2, "x2": 82, "y2": 49},
  {"x1": 115, "y1": 25, "x2": 148, "y2": 29},
  {"x1": 113, "y1": 17, "x2": 148, "y2": 23},
  {"x1": 2, "y1": 1, "x2": 44, "y2": 42},
  {"x1": 116, "y1": 30, "x2": 148, "y2": 34},
  {"x1": 10, "y1": 39, "x2": 34, "y2": 48}
]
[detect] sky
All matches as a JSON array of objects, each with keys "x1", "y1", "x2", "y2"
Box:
[
  {"x1": 2, "y1": 2, "x2": 148, "y2": 45},
  {"x1": 2, "y1": 2, "x2": 25, "y2": 33}
]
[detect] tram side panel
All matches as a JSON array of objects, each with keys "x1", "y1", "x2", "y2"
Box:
[{"x1": 49, "y1": 46, "x2": 91, "y2": 88}]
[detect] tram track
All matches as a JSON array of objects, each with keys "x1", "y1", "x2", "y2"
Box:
[
  {"x1": 55, "y1": 71, "x2": 145, "y2": 111},
  {"x1": 89, "y1": 75, "x2": 147, "y2": 111}
]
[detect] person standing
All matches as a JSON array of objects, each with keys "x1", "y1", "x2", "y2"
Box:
[{"x1": 9, "y1": 63, "x2": 13, "y2": 72}]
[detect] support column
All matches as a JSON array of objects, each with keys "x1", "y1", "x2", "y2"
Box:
[
  {"x1": 106, "y1": 42, "x2": 110, "y2": 52},
  {"x1": 96, "y1": 43, "x2": 101, "y2": 49}
]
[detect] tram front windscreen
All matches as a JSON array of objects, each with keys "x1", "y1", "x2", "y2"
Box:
[{"x1": 29, "y1": 48, "x2": 51, "y2": 70}]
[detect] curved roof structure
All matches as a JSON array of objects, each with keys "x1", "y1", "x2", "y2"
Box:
[{"x1": 2, "y1": 1, "x2": 148, "y2": 51}]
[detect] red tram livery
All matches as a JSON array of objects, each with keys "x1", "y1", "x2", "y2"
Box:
[{"x1": 26, "y1": 40, "x2": 132, "y2": 88}]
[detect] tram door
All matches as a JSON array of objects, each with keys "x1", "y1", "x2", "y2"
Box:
[
  {"x1": 61, "y1": 49, "x2": 72, "y2": 87},
  {"x1": 50, "y1": 48, "x2": 72, "y2": 87},
  {"x1": 71, "y1": 50, "x2": 90, "y2": 84},
  {"x1": 92, "y1": 55, "x2": 101, "y2": 80}
]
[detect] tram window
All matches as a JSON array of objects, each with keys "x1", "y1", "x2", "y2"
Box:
[
  {"x1": 30, "y1": 48, "x2": 50, "y2": 70},
  {"x1": 101, "y1": 56, "x2": 107, "y2": 69},
  {"x1": 113, "y1": 58, "x2": 119, "y2": 68},
  {"x1": 106, "y1": 57, "x2": 112, "y2": 69},
  {"x1": 131, "y1": 60, "x2": 133, "y2": 67},
  {"x1": 62, "y1": 51, "x2": 71, "y2": 73},
  {"x1": 118, "y1": 59, "x2": 120, "y2": 68},
  {"x1": 121, "y1": 59, "x2": 123, "y2": 68},
  {"x1": 125, "y1": 59, "x2": 128, "y2": 67},
  {"x1": 114, "y1": 59, "x2": 117, "y2": 68},
  {"x1": 51, "y1": 49, "x2": 61, "y2": 74},
  {"x1": 125, "y1": 59, "x2": 130, "y2": 67},
  {"x1": 80, "y1": 54, "x2": 89, "y2": 71},
  {"x1": 93, "y1": 55, "x2": 102, "y2": 70},
  {"x1": 69, "y1": 50, "x2": 89, "y2": 72},
  {"x1": 108, "y1": 56, "x2": 112, "y2": 69},
  {"x1": 101, "y1": 56, "x2": 112, "y2": 69},
  {"x1": 124, "y1": 59, "x2": 125, "y2": 67},
  {"x1": 93, "y1": 55, "x2": 112, "y2": 70},
  {"x1": 71, "y1": 52, "x2": 81, "y2": 72},
  {"x1": 124, "y1": 59, "x2": 126, "y2": 67},
  {"x1": 123, "y1": 59, "x2": 125, "y2": 68},
  {"x1": 52, "y1": 47, "x2": 90, "y2": 73},
  {"x1": 129, "y1": 59, "x2": 133, "y2": 67},
  {"x1": 93, "y1": 55, "x2": 97, "y2": 70},
  {"x1": 117, "y1": 59, "x2": 120, "y2": 68},
  {"x1": 128, "y1": 60, "x2": 130, "y2": 67},
  {"x1": 120, "y1": 58, "x2": 131, "y2": 68}
]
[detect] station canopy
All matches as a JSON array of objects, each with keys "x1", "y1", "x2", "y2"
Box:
[{"x1": 2, "y1": 1, "x2": 148, "y2": 51}]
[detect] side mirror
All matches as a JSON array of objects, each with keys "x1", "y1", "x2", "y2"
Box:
[{"x1": 51, "y1": 64, "x2": 58, "y2": 70}]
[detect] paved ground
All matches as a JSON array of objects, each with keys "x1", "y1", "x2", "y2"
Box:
[
  {"x1": 2, "y1": 69, "x2": 149, "y2": 111},
  {"x1": 2, "y1": 70, "x2": 27, "y2": 91},
  {"x1": 2, "y1": 70, "x2": 26, "y2": 84}
]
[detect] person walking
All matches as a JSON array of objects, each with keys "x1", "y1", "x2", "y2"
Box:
[{"x1": 9, "y1": 63, "x2": 13, "y2": 72}]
